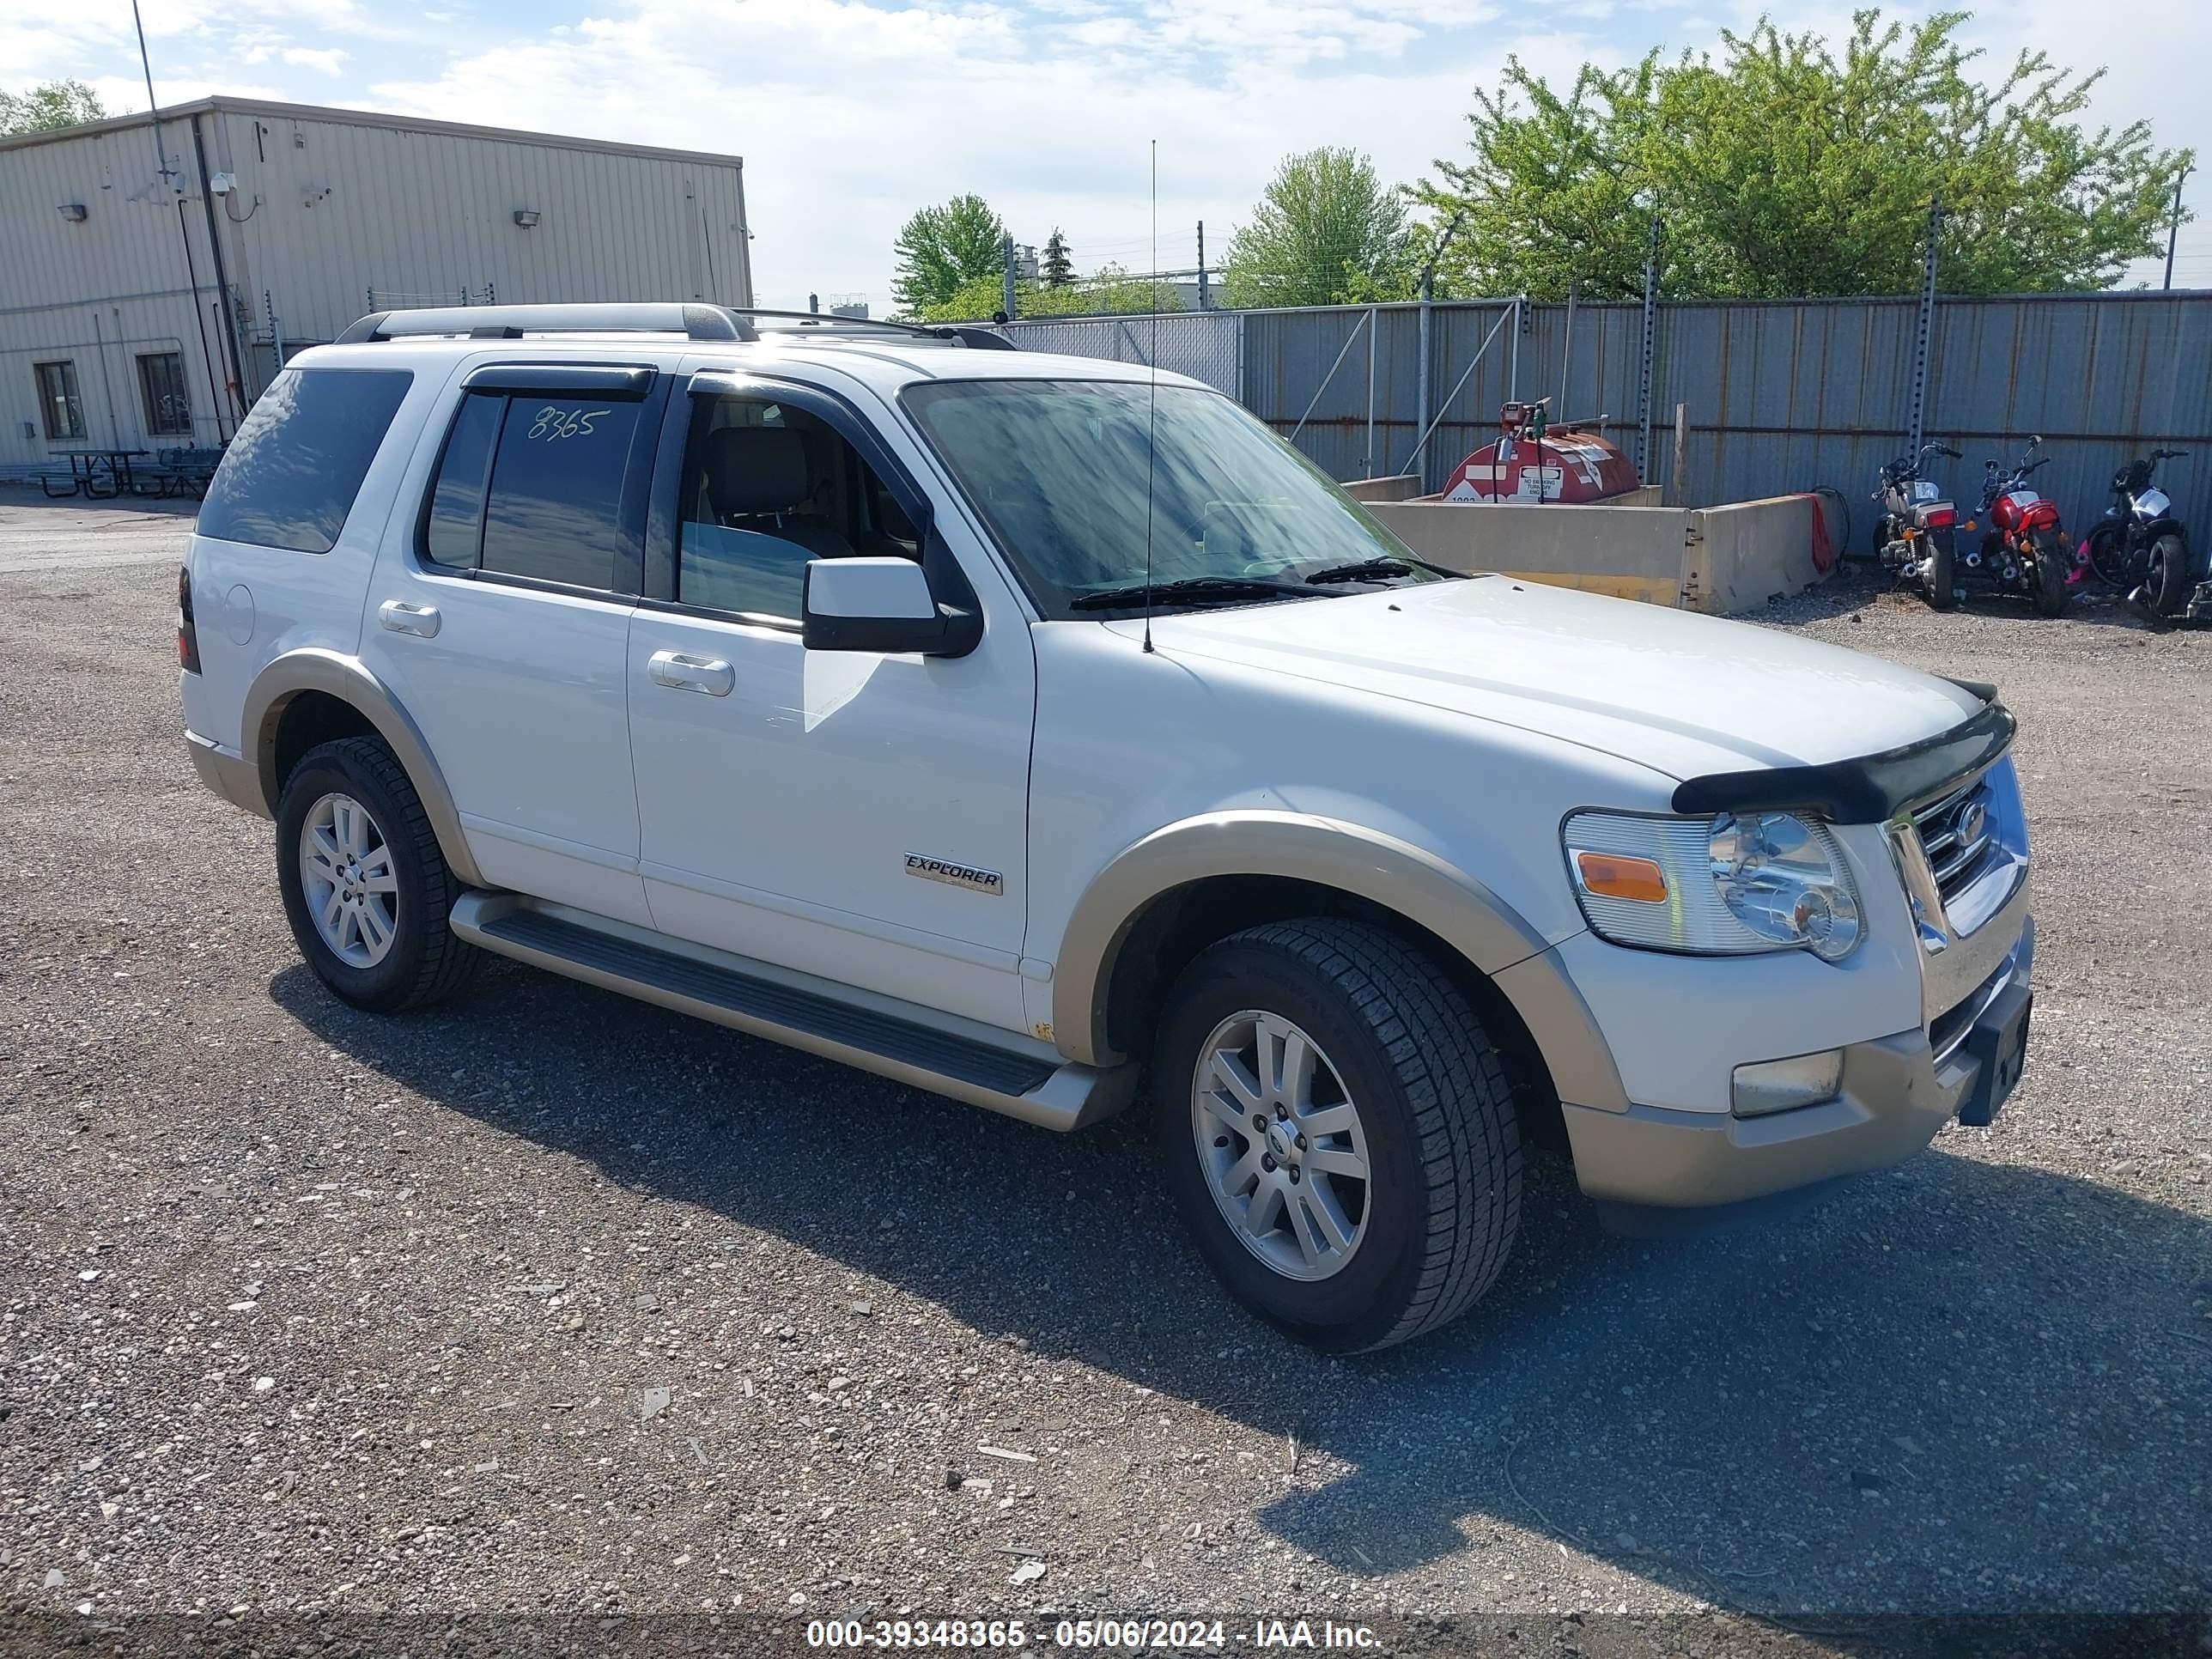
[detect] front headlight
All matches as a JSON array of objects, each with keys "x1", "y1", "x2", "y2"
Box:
[{"x1": 1563, "y1": 809, "x2": 1862, "y2": 962}]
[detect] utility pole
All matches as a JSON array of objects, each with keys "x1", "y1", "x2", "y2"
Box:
[
  {"x1": 1907, "y1": 196, "x2": 1946, "y2": 458},
  {"x1": 2165, "y1": 163, "x2": 2192, "y2": 290},
  {"x1": 132, "y1": 0, "x2": 227, "y2": 442},
  {"x1": 1196, "y1": 220, "x2": 1208, "y2": 312},
  {"x1": 1001, "y1": 233, "x2": 1017, "y2": 321}
]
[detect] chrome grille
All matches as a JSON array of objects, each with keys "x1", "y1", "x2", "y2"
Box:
[{"x1": 1913, "y1": 777, "x2": 1996, "y2": 904}]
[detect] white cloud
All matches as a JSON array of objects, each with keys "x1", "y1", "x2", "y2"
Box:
[{"x1": 356, "y1": 0, "x2": 1616, "y2": 309}]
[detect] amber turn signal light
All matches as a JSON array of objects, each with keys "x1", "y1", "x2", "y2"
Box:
[{"x1": 1572, "y1": 850, "x2": 1668, "y2": 903}]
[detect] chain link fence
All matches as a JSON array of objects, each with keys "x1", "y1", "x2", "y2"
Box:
[{"x1": 999, "y1": 312, "x2": 1243, "y2": 398}]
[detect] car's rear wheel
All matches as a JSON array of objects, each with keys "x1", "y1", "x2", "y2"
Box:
[
  {"x1": 276, "y1": 736, "x2": 482, "y2": 1013},
  {"x1": 1152, "y1": 919, "x2": 1522, "y2": 1352}
]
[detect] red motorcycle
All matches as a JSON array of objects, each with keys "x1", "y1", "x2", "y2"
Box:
[{"x1": 1966, "y1": 436, "x2": 2069, "y2": 617}]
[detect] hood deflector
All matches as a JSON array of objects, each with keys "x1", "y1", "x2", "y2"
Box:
[{"x1": 1670, "y1": 690, "x2": 2014, "y2": 823}]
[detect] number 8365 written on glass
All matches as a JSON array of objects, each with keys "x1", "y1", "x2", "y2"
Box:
[{"x1": 527, "y1": 405, "x2": 611, "y2": 441}]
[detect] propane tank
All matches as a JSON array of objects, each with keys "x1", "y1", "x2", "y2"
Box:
[{"x1": 1442, "y1": 400, "x2": 1641, "y2": 503}]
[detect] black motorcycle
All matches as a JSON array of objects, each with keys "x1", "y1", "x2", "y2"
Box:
[
  {"x1": 2086, "y1": 448, "x2": 2199, "y2": 618},
  {"x1": 1873, "y1": 441, "x2": 1965, "y2": 610}
]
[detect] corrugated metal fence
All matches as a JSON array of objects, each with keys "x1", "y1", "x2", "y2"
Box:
[{"x1": 1006, "y1": 293, "x2": 2212, "y2": 553}]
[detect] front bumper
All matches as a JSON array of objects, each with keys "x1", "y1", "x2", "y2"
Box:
[
  {"x1": 1564, "y1": 917, "x2": 2032, "y2": 1221},
  {"x1": 185, "y1": 729, "x2": 270, "y2": 818}
]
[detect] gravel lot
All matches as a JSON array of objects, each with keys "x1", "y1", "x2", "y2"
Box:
[{"x1": 2, "y1": 493, "x2": 2207, "y2": 1654}]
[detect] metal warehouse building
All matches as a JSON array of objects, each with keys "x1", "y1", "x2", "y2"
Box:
[{"x1": 0, "y1": 96, "x2": 750, "y2": 477}]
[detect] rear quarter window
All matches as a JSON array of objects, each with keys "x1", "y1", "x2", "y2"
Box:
[{"x1": 197, "y1": 368, "x2": 414, "y2": 554}]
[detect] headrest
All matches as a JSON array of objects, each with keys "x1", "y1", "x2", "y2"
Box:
[{"x1": 705, "y1": 424, "x2": 811, "y2": 518}]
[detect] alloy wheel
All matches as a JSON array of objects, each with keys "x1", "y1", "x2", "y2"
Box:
[
  {"x1": 1190, "y1": 1010, "x2": 1371, "y2": 1281},
  {"x1": 300, "y1": 792, "x2": 398, "y2": 969}
]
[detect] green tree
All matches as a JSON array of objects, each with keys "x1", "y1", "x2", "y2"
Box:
[
  {"x1": 0, "y1": 78, "x2": 106, "y2": 136},
  {"x1": 1218, "y1": 148, "x2": 1414, "y2": 309},
  {"x1": 920, "y1": 264, "x2": 1176, "y2": 324},
  {"x1": 891, "y1": 194, "x2": 1007, "y2": 316},
  {"x1": 1042, "y1": 228, "x2": 1073, "y2": 288},
  {"x1": 1417, "y1": 9, "x2": 2192, "y2": 300}
]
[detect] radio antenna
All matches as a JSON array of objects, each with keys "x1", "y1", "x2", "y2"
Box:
[{"x1": 1141, "y1": 137, "x2": 1158, "y2": 654}]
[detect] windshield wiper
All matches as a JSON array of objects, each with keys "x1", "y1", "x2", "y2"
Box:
[
  {"x1": 1067, "y1": 575, "x2": 1337, "y2": 611},
  {"x1": 1300, "y1": 555, "x2": 1463, "y2": 584}
]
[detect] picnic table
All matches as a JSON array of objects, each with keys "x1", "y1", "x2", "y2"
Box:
[
  {"x1": 39, "y1": 446, "x2": 222, "y2": 501},
  {"x1": 41, "y1": 449, "x2": 152, "y2": 500}
]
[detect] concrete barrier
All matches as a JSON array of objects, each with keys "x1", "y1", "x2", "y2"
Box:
[
  {"x1": 1352, "y1": 489, "x2": 1838, "y2": 614},
  {"x1": 1343, "y1": 474, "x2": 1426, "y2": 504},
  {"x1": 1345, "y1": 476, "x2": 1668, "y2": 507}
]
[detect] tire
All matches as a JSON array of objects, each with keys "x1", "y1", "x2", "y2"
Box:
[
  {"x1": 1925, "y1": 532, "x2": 1957, "y2": 610},
  {"x1": 2029, "y1": 527, "x2": 2069, "y2": 617},
  {"x1": 2087, "y1": 526, "x2": 2132, "y2": 589},
  {"x1": 2143, "y1": 533, "x2": 2193, "y2": 617},
  {"x1": 275, "y1": 736, "x2": 482, "y2": 1014},
  {"x1": 1152, "y1": 919, "x2": 1522, "y2": 1353}
]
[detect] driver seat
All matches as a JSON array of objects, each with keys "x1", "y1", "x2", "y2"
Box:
[{"x1": 703, "y1": 425, "x2": 853, "y2": 561}]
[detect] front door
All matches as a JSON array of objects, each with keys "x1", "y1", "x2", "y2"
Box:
[{"x1": 625, "y1": 372, "x2": 1036, "y2": 1032}]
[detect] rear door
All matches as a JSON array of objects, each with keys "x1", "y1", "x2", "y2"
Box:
[{"x1": 361, "y1": 362, "x2": 666, "y2": 926}]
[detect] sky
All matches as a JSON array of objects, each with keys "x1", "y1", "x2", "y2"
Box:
[{"x1": 4, "y1": 0, "x2": 2208, "y2": 314}]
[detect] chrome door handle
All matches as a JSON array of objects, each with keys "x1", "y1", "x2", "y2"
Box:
[
  {"x1": 648, "y1": 649, "x2": 734, "y2": 696},
  {"x1": 378, "y1": 599, "x2": 441, "y2": 639}
]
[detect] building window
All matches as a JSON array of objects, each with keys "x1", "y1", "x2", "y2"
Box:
[
  {"x1": 33, "y1": 361, "x2": 84, "y2": 441},
  {"x1": 137, "y1": 352, "x2": 191, "y2": 437}
]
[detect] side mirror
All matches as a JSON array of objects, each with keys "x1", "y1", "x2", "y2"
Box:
[{"x1": 802, "y1": 557, "x2": 981, "y2": 657}]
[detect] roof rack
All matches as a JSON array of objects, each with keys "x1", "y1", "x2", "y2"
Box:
[
  {"x1": 735, "y1": 309, "x2": 1018, "y2": 349},
  {"x1": 335, "y1": 303, "x2": 1018, "y2": 350},
  {"x1": 337, "y1": 303, "x2": 754, "y2": 344}
]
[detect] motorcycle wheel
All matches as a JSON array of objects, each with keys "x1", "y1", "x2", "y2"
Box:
[
  {"x1": 2029, "y1": 528, "x2": 2069, "y2": 617},
  {"x1": 1925, "y1": 534, "x2": 1957, "y2": 611},
  {"x1": 2086, "y1": 525, "x2": 2133, "y2": 588},
  {"x1": 2143, "y1": 533, "x2": 2193, "y2": 617}
]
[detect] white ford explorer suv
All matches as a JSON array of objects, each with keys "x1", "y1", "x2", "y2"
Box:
[{"x1": 179, "y1": 303, "x2": 2033, "y2": 1352}]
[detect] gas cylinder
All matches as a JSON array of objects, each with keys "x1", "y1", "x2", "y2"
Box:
[{"x1": 1442, "y1": 401, "x2": 1641, "y2": 503}]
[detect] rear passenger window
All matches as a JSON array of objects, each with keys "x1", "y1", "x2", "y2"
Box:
[
  {"x1": 482, "y1": 400, "x2": 642, "y2": 588},
  {"x1": 198, "y1": 368, "x2": 413, "y2": 554},
  {"x1": 418, "y1": 389, "x2": 645, "y2": 591}
]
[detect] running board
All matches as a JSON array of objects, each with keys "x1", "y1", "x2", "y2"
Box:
[{"x1": 447, "y1": 892, "x2": 1132, "y2": 1132}]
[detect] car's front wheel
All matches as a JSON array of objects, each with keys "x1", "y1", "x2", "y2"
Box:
[
  {"x1": 275, "y1": 736, "x2": 481, "y2": 1013},
  {"x1": 1152, "y1": 919, "x2": 1522, "y2": 1352}
]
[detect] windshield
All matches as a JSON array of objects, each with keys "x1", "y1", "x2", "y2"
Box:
[{"x1": 902, "y1": 379, "x2": 1446, "y2": 617}]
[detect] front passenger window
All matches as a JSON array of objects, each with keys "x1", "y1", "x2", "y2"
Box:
[{"x1": 677, "y1": 395, "x2": 908, "y2": 620}]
